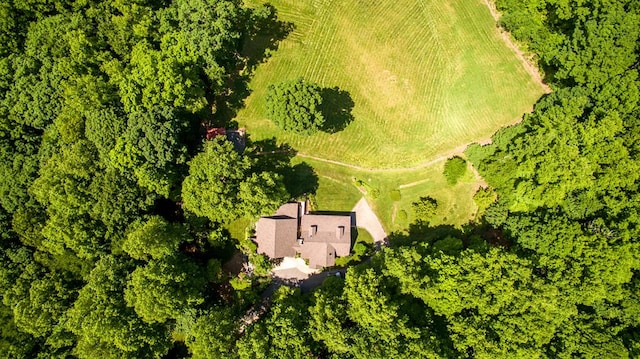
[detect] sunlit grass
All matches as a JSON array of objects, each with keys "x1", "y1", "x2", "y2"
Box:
[
  {"x1": 240, "y1": 0, "x2": 544, "y2": 168},
  {"x1": 239, "y1": 0, "x2": 543, "y2": 232},
  {"x1": 297, "y1": 158, "x2": 483, "y2": 232}
]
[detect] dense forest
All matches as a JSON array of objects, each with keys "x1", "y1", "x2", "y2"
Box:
[
  {"x1": 1, "y1": 0, "x2": 639, "y2": 358},
  {"x1": 0, "y1": 0, "x2": 296, "y2": 357}
]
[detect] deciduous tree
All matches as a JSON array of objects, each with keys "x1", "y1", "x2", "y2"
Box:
[
  {"x1": 124, "y1": 254, "x2": 206, "y2": 323},
  {"x1": 66, "y1": 256, "x2": 172, "y2": 358},
  {"x1": 182, "y1": 138, "x2": 288, "y2": 223},
  {"x1": 122, "y1": 216, "x2": 188, "y2": 261},
  {"x1": 265, "y1": 78, "x2": 325, "y2": 134},
  {"x1": 186, "y1": 308, "x2": 239, "y2": 359},
  {"x1": 412, "y1": 196, "x2": 438, "y2": 223},
  {"x1": 443, "y1": 156, "x2": 466, "y2": 185}
]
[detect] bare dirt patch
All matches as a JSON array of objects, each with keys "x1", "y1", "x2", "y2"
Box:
[{"x1": 482, "y1": 0, "x2": 551, "y2": 94}]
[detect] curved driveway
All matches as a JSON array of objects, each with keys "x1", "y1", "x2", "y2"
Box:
[{"x1": 351, "y1": 198, "x2": 388, "y2": 245}]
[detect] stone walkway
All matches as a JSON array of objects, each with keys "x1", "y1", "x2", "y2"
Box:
[{"x1": 351, "y1": 198, "x2": 388, "y2": 245}]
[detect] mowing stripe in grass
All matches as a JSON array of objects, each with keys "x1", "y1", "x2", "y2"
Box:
[{"x1": 239, "y1": 0, "x2": 545, "y2": 168}]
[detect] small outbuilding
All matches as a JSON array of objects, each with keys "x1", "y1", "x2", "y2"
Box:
[{"x1": 205, "y1": 126, "x2": 246, "y2": 152}]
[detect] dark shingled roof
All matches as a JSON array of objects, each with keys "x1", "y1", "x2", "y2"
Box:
[
  {"x1": 255, "y1": 213, "x2": 298, "y2": 259},
  {"x1": 254, "y1": 203, "x2": 352, "y2": 268},
  {"x1": 299, "y1": 214, "x2": 351, "y2": 268}
]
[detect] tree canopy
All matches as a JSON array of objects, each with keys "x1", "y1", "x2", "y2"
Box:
[
  {"x1": 0, "y1": 0, "x2": 295, "y2": 356},
  {"x1": 1, "y1": 0, "x2": 639, "y2": 357},
  {"x1": 442, "y1": 156, "x2": 466, "y2": 185},
  {"x1": 181, "y1": 138, "x2": 289, "y2": 223},
  {"x1": 265, "y1": 78, "x2": 325, "y2": 134}
]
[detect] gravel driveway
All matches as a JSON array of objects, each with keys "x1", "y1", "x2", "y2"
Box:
[{"x1": 351, "y1": 198, "x2": 388, "y2": 245}]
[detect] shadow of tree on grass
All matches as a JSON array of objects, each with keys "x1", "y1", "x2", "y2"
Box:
[
  {"x1": 242, "y1": 4, "x2": 296, "y2": 71},
  {"x1": 210, "y1": 4, "x2": 295, "y2": 128},
  {"x1": 248, "y1": 137, "x2": 296, "y2": 172},
  {"x1": 282, "y1": 162, "x2": 319, "y2": 199},
  {"x1": 319, "y1": 87, "x2": 355, "y2": 133},
  {"x1": 247, "y1": 137, "x2": 319, "y2": 199}
]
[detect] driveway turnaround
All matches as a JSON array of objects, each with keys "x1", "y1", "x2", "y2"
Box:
[
  {"x1": 351, "y1": 198, "x2": 388, "y2": 245},
  {"x1": 272, "y1": 257, "x2": 318, "y2": 280}
]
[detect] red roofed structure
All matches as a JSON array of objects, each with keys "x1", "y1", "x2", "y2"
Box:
[
  {"x1": 206, "y1": 127, "x2": 226, "y2": 140},
  {"x1": 204, "y1": 125, "x2": 246, "y2": 152}
]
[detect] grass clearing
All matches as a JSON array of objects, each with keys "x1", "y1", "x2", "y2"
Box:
[
  {"x1": 227, "y1": 217, "x2": 253, "y2": 242},
  {"x1": 297, "y1": 157, "x2": 483, "y2": 232},
  {"x1": 240, "y1": 0, "x2": 545, "y2": 168},
  {"x1": 237, "y1": 0, "x2": 544, "y2": 233},
  {"x1": 355, "y1": 228, "x2": 375, "y2": 245}
]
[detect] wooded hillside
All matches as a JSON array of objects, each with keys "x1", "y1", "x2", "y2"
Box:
[
  {"x1": 0, "y1": 1, "x2": 294, "y2": 357},
  {"x1": 1, "y1": 0, "x2": 639, "y2": 358}
]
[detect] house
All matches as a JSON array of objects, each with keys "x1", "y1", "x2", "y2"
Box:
[{"x1": 254, "y1": 202, "x2": 352, "y2": 269}]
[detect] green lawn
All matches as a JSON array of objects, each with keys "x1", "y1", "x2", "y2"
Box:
[
  {"x1": 236, "y1": 0, "x2": 544, "y2": 233},
  {"x1": 355, "y1": 228, "x2": 375, "y2": 245},
  {"x1": 240, "y1": 0, "x2": 545, "y2": 168},
  {"x1": 295, "y1": 157, "x2": 484, "y2": 232}
]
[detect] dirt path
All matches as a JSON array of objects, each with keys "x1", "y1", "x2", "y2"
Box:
[
  {"x1": 297, "y1": 142, "x2": 471, "y2": 173},
  {"x1": 391, "y1": 202, "x2": 398, "y2": 224},
  {"x1": 399, "y1": 178, "x2": 431, "y2": 190},
  {"x1": 469, "y1": 163, "x2": 488, "y2": 188},
  {"x1": 482, "y1": 0, "x2": 551, "y2": 94},
  {"x1": 239, "y1": 281, "x2": 280, "y2": 334},
  {"x1": 351, "y1": 198, "x2": 388, "y2": 245}
]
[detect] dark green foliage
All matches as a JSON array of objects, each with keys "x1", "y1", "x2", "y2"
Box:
[
  {"x1": 0, "y1": 303, "x2": 38, "y2": 359},
  {"x1": 385, "y1": 247, "x2": 578, "y2": 357},
  {"x1": 182, "y1": 138, "x2": 289, "y2": 223},
  {"x1": 0, "y1": 0, "x2": 299, "y2": 357},
  {"x1": 412, "y1": 196, "x2": 438, "y2": 223},
  {"x1": 171, "y1": 0, "x2": 245, "y2": 83},
  {"x1": 454, "y1": 0, "x2": 640, "y2": 355},
  {"x1": 442, "y1": 156, "x2": 466, "y2": 185},
  {"x1": 122, "y1": 216, "x2": 189, "y2": 261},
  {"x1": 1, "y1": 0, "x2": 639, "y2": 356},
  {"x1": 6, "y1": 269, "x2": 78, "y2": 339},
  {"x1": 472, "y1": 186, "x2": 497, "y2": 215},
  {"x1": 430, "y1": 236, "x2": 463, "y2": 255},
  {"x1": 66, "y1": 256, "x2": 172, "y2": 358},
  {"x1": 496, "y1": 0, "x2": 639, "y2": 90},
  {"x1": 0, "y1": 134, "x2": 40, "y2": 214},
  {"x1": 237, "y1": 287, "x2": 317, "y2": 359},
  {"x1": 265, "y1": 78, "x2": 325, "y2": 134},
  {"x1": 186, "y1": 308, "x2": 239, "y2": 359},
  {"x1": 124, "y1": 254, "x2": 206, "y2": 324},
  {"x1": 308, "y1": 265, "x2": 454, "y2": 358}
]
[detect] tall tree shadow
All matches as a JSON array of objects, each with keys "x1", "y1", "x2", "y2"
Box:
[
  {"x1": 319, "y1": 87, "x2": 355, "y2": 133},
  {"x1": 209, "y1": 4, "x2": 295, "y2": 128},
  {"x1": 248, "y1": 136, "x2": 296, "y2": 173},
  {"x1": 282, "y1": 162, "x2": 319, "y2": 199},
  {"x1": 242, "y1": 4, "x2": 295, "y2": 71},
  {"x1": 247, "y1": 137, "x2": 319, "y2": 198}
]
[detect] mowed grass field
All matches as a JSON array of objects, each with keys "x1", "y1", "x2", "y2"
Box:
[
  {"x1": 295, "y1": 157, "x2": 484, "y2": 232},
  {"x1": 239, "y1": 0, "x2": 545, "y2": 168}
]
